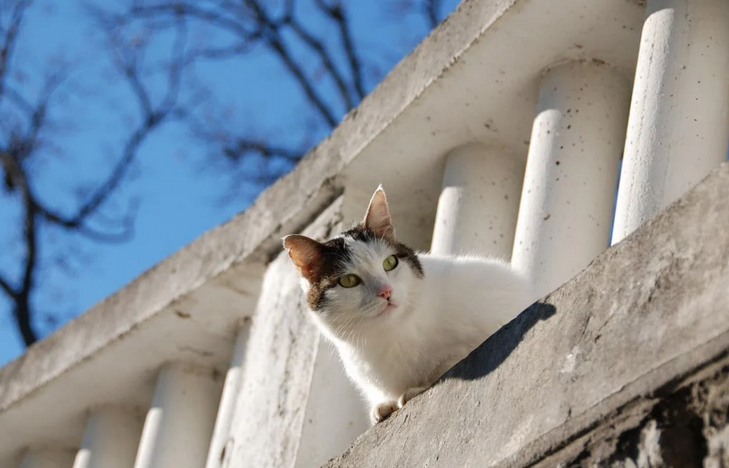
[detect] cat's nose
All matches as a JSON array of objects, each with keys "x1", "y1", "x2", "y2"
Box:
[{"x1": 377, "y1": 286, "x2": 392, "y2": 300}]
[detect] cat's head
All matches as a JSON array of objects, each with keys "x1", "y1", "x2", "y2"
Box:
[{"x1": 283, "y1": 187, "x2": 423, "y2": 337}]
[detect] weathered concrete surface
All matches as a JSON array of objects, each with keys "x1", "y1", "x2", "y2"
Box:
[
  {"x1": 340, "y1": 0, "x2": 643, "y2": 249},
  {"x1": 536, "y1": 360, "x2": 729, "y2": 467},
  {"x1": 0, "y1": 0, "x2": 645, "y2": 463},
  {"x1": 222, "y1": 197, "x2": 369, "y2": 468},
  {"x1": 324, "y1": 163, "x2": 729, "y2": 468}
]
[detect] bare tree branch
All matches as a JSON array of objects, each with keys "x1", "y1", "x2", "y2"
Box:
[
  {"x1": 0, "y1": 150, "x2": 40, "y2": 344},
  {"x1": 313, "y1": 0, "x2": 365, "y2": 100},
  {"x1": 158, "y1": 14, "x2": 187, "y2": 113},
  {"x1": 0, "y1": 274, "x2": 14, "y2": 299},
  {"x1": 128, "y1": 3, "x2": 255, "y2": 38},
  {"x1": 112, "y1": 0, "x2": 445, "y2": 191},
  {"x1": 0, "y1": 2, "x2": 190, "y2": 346},
  {"x1": 4, "y1": 84, "x2": 34, "y2": 113},
  {"x1": 0, "y1": 0, "x2": 31, "y2": 105},
  {"x1": 16, "y1": 180, "x2": 38, "y2": 344},
  {"x1": 0, "y1": 0, "x2": 449, "y2": 348},
  {"x1": 243, "y1": 0, "x2": 340, "y2": 127},
  {"x1": 424, "y1": 0, "x2": 444, "y2": 29},
  {"x1": 287, "y1": 21, "x2": 354, "y2": 110},
  {"x1": 223, "y1": 138, "x2": 303, "y2": 163},
  {"x1": 127, "y1": 0, "x2": 344, "y2": 128},
  {"x1": 17, "y1": 169, "x2": 35, "y2": 302},
  {"x1": 58, "y1": 11, "x2": 189, "y2": 227},
  {"x1": 73, "y1": 120, "x2": 157, "y2": 222},
  {"x1": 267, "y1": 35, "x2": 338, "y2": 127},
  {"x1": 0, "y1": 64, "x2": 137, "y2": 345},
  {"x1": 75, "y1": 222, "x2": 135, "y2": 243}
]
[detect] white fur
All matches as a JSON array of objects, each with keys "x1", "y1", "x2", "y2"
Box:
[{"x1": 301, "y1": 236, "x2": 531, "y2": 424}]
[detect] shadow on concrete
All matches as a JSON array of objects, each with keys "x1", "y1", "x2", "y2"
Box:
[{"x1": 441, "y1": 302, "x2": 557, "y2": 382}]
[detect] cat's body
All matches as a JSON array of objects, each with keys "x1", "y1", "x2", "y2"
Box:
[
  {"x1": 284, "y1": 187, "x2": 530, "y2": 424},
  {"x1": 312, "y1": 252, "x2": 528, "y2": 411}
]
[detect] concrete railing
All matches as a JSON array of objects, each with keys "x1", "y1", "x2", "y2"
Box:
[
  {"x1": 1, "y1": 0, "x2": 727, "y2": 467},
  {"x1": 326, "y1": 162, "x2": 729, "y2": 468}
]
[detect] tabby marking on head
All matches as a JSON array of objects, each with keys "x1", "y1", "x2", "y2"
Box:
[{"x1": 283, "y1": 186, "x2": 531, "y2": 425}]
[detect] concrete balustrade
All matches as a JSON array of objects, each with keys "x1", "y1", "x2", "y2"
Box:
[
  {"x1": 289, "y1": 200, "x2": 371, "y2": 468},
  {"x1": 72, "y1": 407, "x2": 143, "y2": 468},
  {"x1": 221, "y1": 198, "x2": 371, "y2": 468},
  {"x1": 512, "y1": 61, "x2": 630, "y2": 299},
  {"x1": 293, "y1": 337, "x2": 371, "y2": 468},
  {"x1": 612, "y1": 0, "x2": 729, "y2": 243},
  {"x1": 204, "y1": 324, "x2": 250, "y2": 468},
  {"x1": 0, "y1": 0, "x2": 674, "y2": 466},
  {"x1": 431, "y1": 144, "x2": 524, "y2": 259},
  {"x1": 133, "y1": 364, "x2": 222, "y2": 468},
  {"x1": 322, "y1": 162, "x2": 729, "y2": 468}
]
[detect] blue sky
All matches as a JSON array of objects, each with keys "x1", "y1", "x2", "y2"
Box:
[{"x1": 0, "y1": 0, "x2": 459, "y2": 365}]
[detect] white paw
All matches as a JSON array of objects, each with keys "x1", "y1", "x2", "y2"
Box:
[
  {"x1": 370, "y1": 401, "x2": 399, "y2": 424},
  {"x1": 397, "y1": 386, "x2": 427, "y2": 409}
]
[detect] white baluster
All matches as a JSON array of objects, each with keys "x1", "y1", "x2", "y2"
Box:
[
  {"x1": 612, "y1": 0, "x2": 729, "y2": 243},
  {"x1": 205, "y1": 324, "x2": 250, "y2": 468},
  {"x1": 72, "y1": 407, "x2": 143, "y2": 468},
  {"x1": 293, "y1": 336, "x2": 370, "y2": 468},
  {"x1": 512, "y1": 61, "x2": 630, "y2": 299},
  {"x1": 431, "y1": 144, "x2": 524, "y2": 259},
  {"x1": 134, "y1": 364, "x2": 222, "y2": 468}
]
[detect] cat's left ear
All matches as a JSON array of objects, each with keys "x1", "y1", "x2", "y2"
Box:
[
  {"x1": 363, "y1": 185, "x2": 395, "y2": 241},
  {"x1": 283, "y1": 234, "x2": 325, "y2": 283}
]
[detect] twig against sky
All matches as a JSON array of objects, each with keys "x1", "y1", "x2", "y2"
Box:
[
  {"x1": 123, "y1": 0, "x2": 369, "y2": 131},
  {"x1": 112, "y1": 0, "x2": 417, "y2": 190},
  {"x1": 424, "y1": 0, "x2": 445, "y2": 29},
  {"x1": 0, "y1": 2, "x2": 189, "y2": 346},
  {"x1": 0, "y1": 0, "x2": 449, "y2": 348}
]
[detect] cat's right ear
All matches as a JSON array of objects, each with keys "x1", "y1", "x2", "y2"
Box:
[
  {"x1": 363, "y1": 185, "x2": 396, "y2": 241},
  {"x1": 283, "y1": 234, "x2": 325, "y2": 283}
]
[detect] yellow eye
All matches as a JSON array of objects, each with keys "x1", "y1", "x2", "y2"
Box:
[
  {"x1": 383, "y1": 255, "x2": 399, "y2": 272},
  {"x1": 338, "y1": 274, "x2": 361, "y2": 288}
]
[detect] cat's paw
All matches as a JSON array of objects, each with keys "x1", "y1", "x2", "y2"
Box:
[
  {"x1": 370, "y1": 401, "x2": 399, "y2": 424},
  {"x1": 397, "y1": 386, "x2": 427, "y2": 409}
]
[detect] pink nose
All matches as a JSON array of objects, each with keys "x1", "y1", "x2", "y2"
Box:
[{"x1": 377, "y1": 286, "x2": 392, "y2": 300}]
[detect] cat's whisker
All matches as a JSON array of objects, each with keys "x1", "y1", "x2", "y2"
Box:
[{"x1": 284, "y1": 186, "x2": 530, "y2": 425}]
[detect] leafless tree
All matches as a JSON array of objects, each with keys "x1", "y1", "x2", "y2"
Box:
[
  {"x1": 106, "y1": 0, "x2": 449, "y2": 191},
  {"x1": 424, "y1": 0, "x2": 446, "y2": 28},
  {"x1": 0, "y1": 0, "x2": 448, "y2": 347},
  {"x1": 0, "y1": 0, "x2": 188, "y2": 345}
]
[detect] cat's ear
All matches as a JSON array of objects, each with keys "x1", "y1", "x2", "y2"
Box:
[
  {"x1": 283, "y1": 234, "x2": 325, "y2": 283},
  {"x1": 363, "y1": 185, "x2": 395, "y2": 241}
]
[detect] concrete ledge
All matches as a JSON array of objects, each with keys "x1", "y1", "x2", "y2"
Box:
[
  {"x1": 221, "y1": 197, "x2": 370, "y2": 467},
  {"x1": 0, "y1": 0, "x2": 645, "y2": 463},
  {"x1": 533, "y1": 349, "x2": 729, "y2": 466},
  {"x1": 324, "y1": 163, "x2": 729, "y2": 467}
]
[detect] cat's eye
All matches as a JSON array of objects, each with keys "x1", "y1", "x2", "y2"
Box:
[
  {"x1": 383, "y1": 255, "x2": 398, "y2": 272},
  {"x1": 338, "y1": 274, "x2": 361, "y2": 288}
]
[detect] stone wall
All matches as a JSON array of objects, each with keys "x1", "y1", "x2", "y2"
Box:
[
  {"x1": 551, "y1": 363, "x2": 729, "y2": 467},
  {"x1": 323, "y1": 163, "x2": 729, "y2": 467},
  {"x1": 222, "y1": 197, "x2": 370, "y2": 468}
]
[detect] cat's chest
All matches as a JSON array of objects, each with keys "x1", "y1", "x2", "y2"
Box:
[
  {"x1": 343, "y1": 324, "x2": 445, "y2": 390},
  {"x1": 342, "y1": 310, "x2": 489, "y2": 391}
]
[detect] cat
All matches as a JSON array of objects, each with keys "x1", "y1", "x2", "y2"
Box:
[{"x1": 283, "y1": 186, "x2": 531, "y2": 424}]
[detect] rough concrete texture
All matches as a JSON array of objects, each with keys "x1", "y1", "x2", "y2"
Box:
[
  {"x1": 0, "y1": 1, "x2": 646, "y2": 461},
  {"x1": 0, "y1": 0, "x2": 516, "y2": 429},
  {"x1": 324, "y1": 163, "x2": 729, "y2": 468},
  {"x1": 220, "y1": 202, "x2": 341, "y2": 468},
  {"x1": 221, "y1": 197, "x2": 368, "y2": 468},
  {"x1": 0, "y1": 0, "x2": 648, "y2": 464},
  {"x1": 222, "y1": 250, "x2": 318, "y2": 468},
  {"x1": 542, "y1": 363, "x2": 729, "y2": 467}
]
